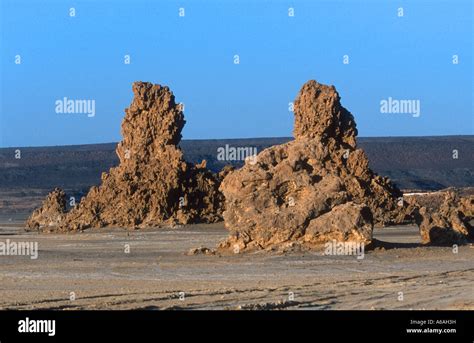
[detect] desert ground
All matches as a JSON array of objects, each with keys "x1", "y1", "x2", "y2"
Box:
[{"x1": 0, "y1": 214, "x2": 472, "y2": 310}]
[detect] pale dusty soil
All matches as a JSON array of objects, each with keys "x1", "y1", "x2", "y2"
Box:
[{"x1": 0, "y1": 215, "x2": 473, "y2": 310}]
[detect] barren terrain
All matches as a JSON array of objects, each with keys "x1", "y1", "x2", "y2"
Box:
[{"x1": 0, "y1": 216, "x2": 472, "y2": 310}]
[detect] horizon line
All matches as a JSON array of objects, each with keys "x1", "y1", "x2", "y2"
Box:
[{"x1": 1, "y1": 134, "x2": 473, "y2": 149}]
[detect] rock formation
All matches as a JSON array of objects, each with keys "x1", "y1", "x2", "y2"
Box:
[
  {"x1": 26, "y1": 188, "x2": 66, "y2": 231},
  {"x1": 412, "y1": 191, "x2": 473, "y2": 245},
  {"x1": 218, "y1": 80, "x2": 403, "y2": 252},
  {"x1": 27, "y1": 82, "x2": 224, "y2": 232}
]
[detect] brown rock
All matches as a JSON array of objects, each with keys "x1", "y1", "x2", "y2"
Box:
[
  {"x1": 26, "y1": 188, "x2": 66, "y2": 231},
  {"x1": 187, "y1": 246, "x2": 215, "y2": 256},
  {"x1": 219, "y1": 80, "x2": 403, "y2": 252},
  {"x1": 303, "y1": 203, "x2": 373, "y2": 245},
  {"x1": 413, "y1": 191, "x2": 473, "y2": 245},
  {"x1": 28, "y1": 82, "x2": 224, "y2": 232},
  {"x1": 293, "y1": 80, "x2": 357, "y2": 147}
]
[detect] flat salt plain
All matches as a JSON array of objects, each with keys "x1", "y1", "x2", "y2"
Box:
[{"x1": 0, "y1": 215, "x2": 472, "y2": 310}]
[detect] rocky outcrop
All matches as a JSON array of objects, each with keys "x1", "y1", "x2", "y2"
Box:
[
  {"x1": 412, "y1": 191, "x2": 473, "y2": 245},
  {"x1": 303, "y1": 203, "x2": 373, "y2": 245},
  {"x1": 218, "y1": 80, "x2": 403, "y2": 252},
  {"x1": 26, "y1": 188, "x2": 66, "y2": 231},
  {"x1": 27, "y1": 82, "x2": 224, "y2": 232}
]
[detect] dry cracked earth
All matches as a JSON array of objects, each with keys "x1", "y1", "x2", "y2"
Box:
[{"x1": 0, "y1": 216, "x2": 472, "y2": 310}]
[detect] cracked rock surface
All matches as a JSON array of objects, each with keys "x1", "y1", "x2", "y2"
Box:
[
  {"x1": 219, "y1": 80, "x2": 403, "y2": 252},
  {"x1": 27, "y1": 82, "x2": 224, "y2": 232}
]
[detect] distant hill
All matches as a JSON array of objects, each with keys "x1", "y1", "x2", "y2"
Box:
[{"x1": 0, "y1": 136, "x2": 472, "y2": 193}]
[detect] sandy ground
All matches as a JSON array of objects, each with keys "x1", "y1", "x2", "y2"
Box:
[{"x1": 0, "y1": 215, "x2": 473, "y2": 310}]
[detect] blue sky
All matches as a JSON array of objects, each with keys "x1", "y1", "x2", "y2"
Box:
[{"x1": 1, "y1": 0, "x2": 472, "y2": 147}]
